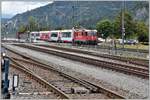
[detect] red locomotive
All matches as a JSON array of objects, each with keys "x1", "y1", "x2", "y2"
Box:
[{"x1": 73, "y1": 29, "x2": 98, "y2": 45}]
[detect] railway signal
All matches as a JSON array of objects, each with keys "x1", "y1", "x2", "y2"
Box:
[
  {"x1": 1, "y1": 53, "x2": 10, "y2": 99},
  {"x1": 12, "y1": 74, "x2": 19, "y2": 95}
]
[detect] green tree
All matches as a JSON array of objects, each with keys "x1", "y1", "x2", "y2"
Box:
[
  {"x1": 96, "y1": 19, "x2": 113, "y2": 40},
  {"x1": 135, "y1": 21, "x2": 148, "y2": 42},
  {"x1": 18, "y1": 24, "x2": 26, "y2": 32},
  {"x1": 28, "y1": 16, "x2": 38, "y2": 31},
  {"x1": 113, "y1": 11, "x2": 136, "y2": 39}
]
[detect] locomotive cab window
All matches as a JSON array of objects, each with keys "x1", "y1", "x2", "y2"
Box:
[
  {"x1": 88, "y1": 31, "x2": 96, "y2": 36},
  {"x1": 78, "y1": 32, "x2": 82, "y2": 36},
  {"x1": 85, "y1": 32, "x2": 88, "y2": 36},
  {"x1": 82, "y1": 32, "x2": 87, "y2": 36},
  {"x1": 77, "y1": 32, "x2": 82, "y2": 36},
  {"x1": 92, "y1": 31, "x2": 97, "y2": 36}
]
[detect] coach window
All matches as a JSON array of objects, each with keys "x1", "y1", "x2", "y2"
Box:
[
  {"x1": 62, "y1": 32, "x2": 71, "y2": 37},
  {"x1": 51, "y1": 33, "x2": 57, "y2": 37},
  {"x1": 36, "y1": 33, "x2": 40, "y2": 36},
  {"x1": 66, "y1": 32, "x2": 71, "y2": 37},
  {"x1": 31, "y1": 33, "x2": 34, "y2": 36}
]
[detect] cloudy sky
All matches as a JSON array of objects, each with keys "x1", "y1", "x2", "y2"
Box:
[{"x1": 2, "y1": 1, "x2": 53, "y2": 18}]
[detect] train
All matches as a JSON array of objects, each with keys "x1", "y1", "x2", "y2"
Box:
[
  {"x1": 29, "y1": 28, "x2": 98, "y2": 45},
  {"x1": 73, "y1": 29, "x2": 97, "y2": 45}
]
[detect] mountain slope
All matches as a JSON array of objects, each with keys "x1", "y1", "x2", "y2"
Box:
[{"x1": 1, "y1": 1, "x2": 149, "y2": 37}]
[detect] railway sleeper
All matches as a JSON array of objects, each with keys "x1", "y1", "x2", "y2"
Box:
[{"x1": 60, "y1": 73, "x2": 98, "y2": 93}]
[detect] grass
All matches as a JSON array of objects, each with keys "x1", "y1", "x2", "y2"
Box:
[
  {"x1": 116, "y1": 44, "x2": 149, "y2": 50},
  {"x1": 99, "y1": 42, "x2": 149, "y2": 50}
]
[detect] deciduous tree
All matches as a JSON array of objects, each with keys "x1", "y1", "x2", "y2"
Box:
[{"x1": 96, "y1": 19, "x2": 113, "y2": 40}]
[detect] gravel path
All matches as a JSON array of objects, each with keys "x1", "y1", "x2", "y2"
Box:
[{"x1": 6, "y1": 44, "x2": 149, "y2": 98}]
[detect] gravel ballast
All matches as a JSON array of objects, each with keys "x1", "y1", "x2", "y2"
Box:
[{"x1": 6, "y1": 44, "x2": 149, "y2": 98}]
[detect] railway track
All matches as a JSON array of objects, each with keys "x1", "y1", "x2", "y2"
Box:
[
  {"x1": 13, "y1": 44, "x2": 149, "y2": 79},
  {"x1": 9, "y1": 59, "x2": 69, "y2": 99},
  {"x1": 36, "y1": 43, "x2": 149, "y2": 68},
  {"x1": 3, "y1": 45, "x2": 126, "y2": 99},
  {"x1": 10, "y1": 57, "x2": 109, "y2": 99}
]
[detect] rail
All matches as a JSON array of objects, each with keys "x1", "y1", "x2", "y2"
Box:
[
  {"x1": 3, "y1": 45, "x2": 126, "y2": 99},
  {"x1": 9, "y1": 57, "x2": 70, "y2": 99},
  {"x1": 14, "y1": 44, "x2": 149, "y2": 79}
]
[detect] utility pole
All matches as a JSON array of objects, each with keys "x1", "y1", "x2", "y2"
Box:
[
  {"x1": 45, "y1": 15, "x2": 49, "y2": 30},
  {"x1": 4, "y1": 24, "x2": 8, "y2": 40},
  {"x1": 14, "y1": 19, "x2": 18, "y2": 39},
  {"x1": 72, "y1": 1, "x2": 89, "y2": 29},
  {"x1": 121, "y1": 0, "x2": 125, "y2": 49},
  {"x1": 72, "y1": 1, "x2": 78, "y2": 28},
  {"x1": 72, "y1": 1, "x2": 81, "y2": 28},
  {"x1": 26, "y1": 5, "x2": 31, "y2": 42},
  {"x1": 72, "y1": 5, "x2": 75, "y2": 27}
]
